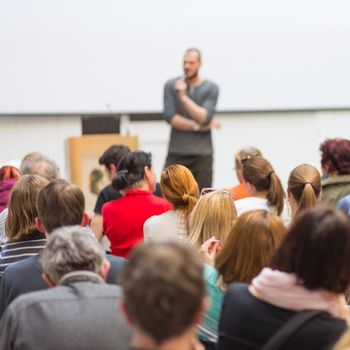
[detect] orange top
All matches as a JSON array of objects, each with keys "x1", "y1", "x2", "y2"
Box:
[{"x1": 226, "y1": 183, "x2": 251, "y2": 201}]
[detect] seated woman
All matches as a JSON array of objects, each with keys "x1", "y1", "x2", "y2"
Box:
[
  {"x1": 226, "y1": 146, "x2": 262, "y2": 200},
  {"x1": 218, "y1": 206, "x2": 350, "y2": 350},
  {"x1": 188, "y1": 191, "x2": 236, "y2": 249},
  {"x1": 0, "y1": 175, "x2": 49, "y2": 278},
  {"x1": 287, "y1": 164, "x2": 321, "y2": 219},
  {"x1": 102, "y1": 151, "x2": 172, "y2": 258},
  {"x1": 234, "y1": 157, "x2": 289, "y2": 223},
  {"x1": 144, "y1": 164, "x2": 199, "y2": 243},
  {"x1": 198, "y1": 210, "x2": 286, "y2": 349}
]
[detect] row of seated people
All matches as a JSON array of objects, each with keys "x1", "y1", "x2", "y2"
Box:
[{"x1": 0, "y1": 139, "x2": 350, "y2": 349}]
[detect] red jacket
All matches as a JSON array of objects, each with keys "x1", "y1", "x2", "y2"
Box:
[{"x1": 102, "y1": 189, "x2": 172, "y2": 258}]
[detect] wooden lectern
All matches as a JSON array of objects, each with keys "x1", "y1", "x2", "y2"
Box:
[{"x1": 66, "y1": 134, "x2": 138, "y2": 212}]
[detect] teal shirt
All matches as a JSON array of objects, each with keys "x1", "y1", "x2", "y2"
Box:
[{"x1": 198, "y1": 264, "x2": 224, "y2": 343}]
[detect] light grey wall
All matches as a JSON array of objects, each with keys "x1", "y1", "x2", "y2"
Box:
[{"x1": 1, "y1": 110, "x2": 350, "y2": 205}]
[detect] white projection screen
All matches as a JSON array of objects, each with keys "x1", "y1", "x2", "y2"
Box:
[{"x1": 0, "y1": 0, "x2": 350, "y2": 114}]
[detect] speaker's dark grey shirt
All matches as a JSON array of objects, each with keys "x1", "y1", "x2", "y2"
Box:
[{"x1": 164, "y1": 78, "x2": 219, "y2": 155}]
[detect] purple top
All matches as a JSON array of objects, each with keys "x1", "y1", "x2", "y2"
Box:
[{"x1": 0, "y1": 178, "x2": 17, "y2": 213}]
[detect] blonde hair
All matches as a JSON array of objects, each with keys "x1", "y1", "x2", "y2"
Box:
[
  {"x1": 188, "y1": 191, "x2": 237, "y2": 249},
  {"x1": 334, "y1": 331, "x2": 350, "y2": 350},
  {"x1": 242, "y1": 157, "x2": 285, "y2": 216},
  {"x1": 160, "y1": 164, "x2": 199, "y2": 217},
  {"x1": 288, "y1": 164, "x2": 321, "y2": 217},
  {"x1": 215, "y1": 210, "x2": 286, "y2": 285},
  {"x1": 6, "y1": 175, "x2": 49, "y2": 241}
]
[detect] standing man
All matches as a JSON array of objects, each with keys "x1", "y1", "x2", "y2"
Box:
[{"x1": 164, "y1": 48, "x2": 219, "y2": 190}]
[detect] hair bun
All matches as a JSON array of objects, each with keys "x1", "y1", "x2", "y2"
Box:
[{"x1": 182, "y1": 193, "x2": 191, "y2": 201}]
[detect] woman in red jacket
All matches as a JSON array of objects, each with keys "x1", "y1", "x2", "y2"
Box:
[{"x1": 102, "y1": 151, "x2": 172, "y2": 258}]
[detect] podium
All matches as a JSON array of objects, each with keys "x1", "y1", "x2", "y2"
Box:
[{"x1": 67, "y1": 134, "x2": 138, "y2": 212}]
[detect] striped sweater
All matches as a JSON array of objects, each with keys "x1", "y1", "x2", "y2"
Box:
[{"x1": 0, "y1": 232, "x2": 46, "y2": 279}]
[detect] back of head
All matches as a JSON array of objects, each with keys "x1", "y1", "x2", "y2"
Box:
[
  {"x1": 120, "y1": 241, "x2": 205, "y2": 345},
  {"x1": 99, "y1": 144, "x2": 131, "y2": 171},
  {"x1": 235, "y1": 146, "x2": 262, "y2": 173},
  {"x1": 160, "y1": 164, "x2": 199, "y2": 216},
  {"x1": 112, "y1": 151, "x2": 152, "y2": 191},
  {"x1": 36, "y1": 179, "x2": 85, "y2": 233},
  {"x1": 20, "y1": 152, "x2": 60, "y2": 181},
  {"x1": 216, "y1": 210, "x2": 286, "y2": 285},
  {"x1": 288, "y1": 164, "x2": 321, "y2": 216},
  {"x1": 41, "y1": 226, "x2": 106, "y2": 284},
  {"x1": 188, "y1": 191, "x2": 236, "y2": 249},
  {"x1": 6, "y1": 175, "x2": 49, "y2": 241},
  {"x1": 272, "y1": 206, "x2": 350, "y2": 293},
  {"x1": 242, "y1": 157, "x2": 285, "y2": 215},
  {"x1": 320, "y1": 138, "x2": 350, "y2": 175}
]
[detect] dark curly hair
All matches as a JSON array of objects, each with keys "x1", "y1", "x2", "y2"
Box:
[{"x1": 320, "y1": 138, "x2": 350, "y2": 175}]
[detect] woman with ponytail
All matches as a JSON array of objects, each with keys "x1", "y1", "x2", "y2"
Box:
[
  {"x1": 287, "y1": 164, "x2": 321, "y2": 219},
  {"x1": 235, "y1": 157, "x2": 289, "y2": 223},
  {"x1": 144, "y1": 164, "x2": 199, "y2": 243},
  {"x1": 102, "y1": 151, "x2": 172, "y2": 258}
]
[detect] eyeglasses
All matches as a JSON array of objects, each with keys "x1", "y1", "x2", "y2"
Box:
[{"x1": 200, "y1": 187, "x2": 234, "y2": 199}]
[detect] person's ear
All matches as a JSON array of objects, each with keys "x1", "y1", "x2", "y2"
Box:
[
  {"x1": 144, "y1": 166, "x2": 151, "y2": 180},
  {"x1": 81, "y1": 212, "x2": 90, "y2": 227},
  {"x1": 287, "y1": 189, "x2": 292, "y2": 200},
  {"x1": 119, "y1": 300, "x2": 133, "y2": 325},
  {"x1": 317, "y1": 190, "x2": 322, "y2": 203},
  {"x1": 35, "y1": 217, "x2": 46, "y2": 234},
  {"x1": 42, "y1": 273, "x2": 56, "y2": 288},
  {"x1": 99, "y1": 260, "x2": 111, "y2": 281},
  {"x1": 109, "y1": 164, "x2": 117, "y2": 177}
]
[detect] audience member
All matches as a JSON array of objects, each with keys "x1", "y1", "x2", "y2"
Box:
[
  {"x1": 234, "y1": 157, "x2": 289, "y2": 223},
  {"x1": 198, "y1": 210, "x2": 286, "y2": 348},
  {"x1": 120, "y1": 241, "x2": 206, "y2": 350},
  {"x1": 0, "y1": 175, "x2": 49, "y2": 278},
  {"x1": 0, "y1": 165, "x2": 20, "y2": 213},
  {"x1": 218, "y1": 206, "x2": 350, "y2": 350},
  {"x1": 226, "y1": 147, "x2": 262, "y2": 200},
  {"x1": 91, "y1": 145, "x2": 163, "y2": 241},
  {"x1": 188, "y1": 190, "x2": 236, "y2": 249},
  {"x1": 0, "y1": 226, "x2": 131, "y2": 350},
  {"x1": 144, "y1": 164, "x2": 199, "y2": 243},
  {"x1": 320, "y1": 138, "x2": 350, "y2": 206},
  {"x1": 90, "y1": 144, "x2": 131, "y2": 240},
  {"x1": 0, "y1": 152, "x2": 60, "y2": 244},
  {"x1": 287, "y1": 164, "x2": 321, "y2": 219},
  {"x1": 0, "y1": 179, "x2": 124, "y2": 317},
  {"x1": 103, "y1": 151, "x2": 172, "y2": 258},
  {"x1": 19, "y1": 152, "x2": 60, "y2": 181}
]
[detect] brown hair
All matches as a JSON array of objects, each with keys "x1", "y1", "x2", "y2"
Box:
[
  {"x1": 235, "y1": 147, "x2": 262, "y2": 172},
  {"x1": 6, "y1": 175, "x2": 49, "y2": 241},
  {"x1": 242, "y1": 157, "x2": 285, "y2": 216},
  {"x1": 160, "y1": 164, "x2": 198, "y2": 216},
  {"x1": 120, "y1": 241, "x2": 205, "y2": 345},
  {"x1": 320, "y1": 138, "x2": 350, "y2": 175},
  {"x1": 272, "y1": 206, "x2": 350, "y2": 293},
  {"x1": 36, "y1": 179, "x2": 85, "y2": 233},
  {"x1": 216, "y1": 210, "x2": 286, "y2": 285},
  {"x1": 188, "y1": 191, "x2": 236, "y2": 249},
  {"x1": 288, "y1": 164, "x2": 321, "y2": 216}
]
